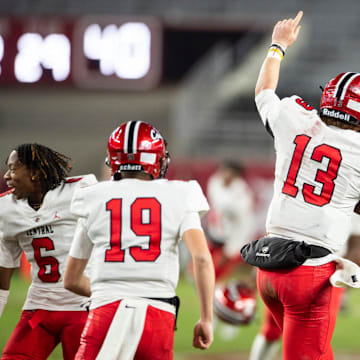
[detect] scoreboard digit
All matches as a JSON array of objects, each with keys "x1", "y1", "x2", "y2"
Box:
[{"x1": 0, "y1": 15, "x2": 162, "y2": 90}]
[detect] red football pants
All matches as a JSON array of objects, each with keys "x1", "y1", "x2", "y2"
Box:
[
  {"x1": 1, "y1": 309, "x2": 88, "y2": 360},
  {"x1": 75, "y1": 300, "x2": 175, "y2": 360},
  {"x1": 257, "y1": 262, "x2": 338, "y2": 360},
  {"x1": 260, "y1": 284, "x2": 344, "y2": 343}
]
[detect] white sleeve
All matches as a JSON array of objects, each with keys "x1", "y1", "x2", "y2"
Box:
[
  {"x1": 71, "y1": 187, "x2": 89, "y2": 218},
  {"x1": 180, "y1": 212, "x2": 204, "y2": 237},
  {"x1": 69, "y1": 219, "x2": 93, "y2": 259},
  {"x1": 78, "y1": 174, "x2": 98, "y2": 187},
  {"x1": 255, "y1": 89, "x2": 281, "y2": 133},
  {"x1": 185, "y1": 181, "x2": 210, "y2": 217},
  {"x1": 70, "y1": 174, "x2": 97, "y2": 218},
  {"x1": 0, "y1": 239, "x2": 22, "y2": 268}
]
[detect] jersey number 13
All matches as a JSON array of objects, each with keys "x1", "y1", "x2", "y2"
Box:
[{"x1": 282, "y1": 134, "x2": 342, "y2": 206}]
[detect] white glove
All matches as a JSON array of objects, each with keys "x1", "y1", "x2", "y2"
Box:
[
  {"x1": 330, "y1": 258, "x2": 360, "y2": 288},
  {"x1": 0, "y1": 289, "x2": 10, "y2": 317}
]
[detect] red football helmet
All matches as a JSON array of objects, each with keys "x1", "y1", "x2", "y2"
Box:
[
  {"x1": 107, "y1": 121, "x2": 169, "y2": 179},
  {"x1": 320, "y1": 72, "x2": 360, "y2": 126},
  {"x1": 214, "y1": 282, "x2": 257, "y2": 325}
]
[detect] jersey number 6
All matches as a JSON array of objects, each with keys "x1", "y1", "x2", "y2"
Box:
[
  {"x1": 282, "y1": 134, "x2": 342, "y2": 206},
  {"x1": 32, "y1": 237, "x2": 61, "y2": 282},
  {"x1": 105, "y1": 197, "x2": 161, "y2": 262}
]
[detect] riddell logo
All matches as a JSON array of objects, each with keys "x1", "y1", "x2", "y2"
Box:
[{"x1": 322, "y1": 108, "x2": 350, "y2": 121}]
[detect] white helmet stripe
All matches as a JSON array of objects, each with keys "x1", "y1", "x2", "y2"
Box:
[
  {"x1": 334, "y1": 73, "x2": 352, "y2": 98},
  {"x1": 123, "y1": 121, "x2": 132, "y2": 154},
  {"x1": 132, "y1": 121, "x2": 142, "y2": 154},
  {"x1": 340, "y1": 73, "x2": 360, "y2": 100}
]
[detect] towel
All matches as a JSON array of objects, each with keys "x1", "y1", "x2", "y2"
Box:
[
  {"x1": 96, "y1": 298, "x2": 148, "y2": 360},
  {"x1": 330, "y1": 257, "x2": 360, "y2": 288}
]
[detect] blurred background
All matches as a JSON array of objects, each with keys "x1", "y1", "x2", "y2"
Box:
[{"x1": 1, "y1": 0, "x2": 360, "y2": 359}]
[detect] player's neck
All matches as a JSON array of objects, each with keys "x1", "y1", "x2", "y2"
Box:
[
  {"x1": 28, "y1": 192, "x2": 46, "y2": 211},
  {"x1": 119, "y1": 172, "x2": 153, "y2": 181}
]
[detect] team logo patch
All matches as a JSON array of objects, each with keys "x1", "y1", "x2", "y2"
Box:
[{"x1": 255, "y1": 246, "x2": 270, "y2": 257}]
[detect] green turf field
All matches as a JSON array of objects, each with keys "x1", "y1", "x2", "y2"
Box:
[{"x1": 1, "y1": 272, "x2": 360, "y2": 359}]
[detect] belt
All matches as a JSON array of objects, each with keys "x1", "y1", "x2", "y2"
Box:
[{"x1": 146, "y1": 296, "x2": 180, "y2": 330}]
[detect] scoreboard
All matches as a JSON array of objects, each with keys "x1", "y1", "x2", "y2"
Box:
[{"x1": 0, "y1": 16, "x2": 162, "y2": 90}]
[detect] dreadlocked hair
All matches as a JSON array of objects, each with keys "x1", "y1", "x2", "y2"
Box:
[{"x1": 15, "y1": 143, "x2": 72, "y2": 192}]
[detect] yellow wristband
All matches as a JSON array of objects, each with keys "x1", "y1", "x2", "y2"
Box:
[{"x1": 267, "y1": 47, "x2": 283, "y2": 61}]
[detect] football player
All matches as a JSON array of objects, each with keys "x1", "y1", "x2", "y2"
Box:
[
  {"x1": 206, "y1": 161, "x2": 256, "y2": 280},
  {"x1": 64, "y1": 121, "x2": 215, "y2": 360},
  {"x1": 0, "y1": 143, "x2": 97, "y2": 359},
  {"x1": 254, "y1": 10, "x2": 360, "y2": 360},
  {"x1": 205, "y1": 161, "x2": 257, "y2": 339}
]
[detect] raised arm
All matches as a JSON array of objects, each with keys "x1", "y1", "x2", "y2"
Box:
[
  {"x1": 182, "y1": 228, "x2": 215, "y2": 350},
  {"x1": 255, "y1": 11, "x2": 303, "y2": 96}
]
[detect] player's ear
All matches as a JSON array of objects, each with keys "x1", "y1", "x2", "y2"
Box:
[{"x1": 29, "y1": 169, "x2": 40, "y2": 182}]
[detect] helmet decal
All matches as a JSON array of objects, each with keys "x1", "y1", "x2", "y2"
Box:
[{"x1": 150, "y1": 128, "x2": 161, "y2": 141}]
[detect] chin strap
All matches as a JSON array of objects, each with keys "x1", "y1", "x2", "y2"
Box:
[
  {"x1": 0, "y1": 289, "x2": 10, "y2": 318},
  {"x1": 113, "y1": 172, "x2": 122, "y2": 181}
]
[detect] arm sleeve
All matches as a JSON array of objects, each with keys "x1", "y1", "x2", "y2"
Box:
[
  {"x1": 69, "y1": 219, "x2": 93, "y2": 259},
  {"x1": 180, "y1": 212, "x2": 204, "y2": 238},
  {"x1": 185, "y1": 180, "x2": 210, "y2": 217},
  {"x1": 255, "y1": 89, "x2": 281, "y2": 134},
  {"x1": 0, "y1": 239, "x2": 22, "y2": 268}
]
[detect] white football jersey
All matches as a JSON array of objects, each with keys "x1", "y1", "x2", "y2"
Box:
[
  {"x1": 70, "y1": 179, "x2": 209, "y2": 309},
  {"x1": 256, "y1": 90, "x2": 360, "y2": 253},
  {"x1": 206, "y1": 174, "x2": 256, "y2": 257},
  {"x1": 0, "y1": 174, "x2": 97, "y2": 311}
]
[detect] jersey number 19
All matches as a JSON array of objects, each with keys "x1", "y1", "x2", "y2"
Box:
[{"x1": 105, "y1": 197, "x2": 162, "y2": 262}]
